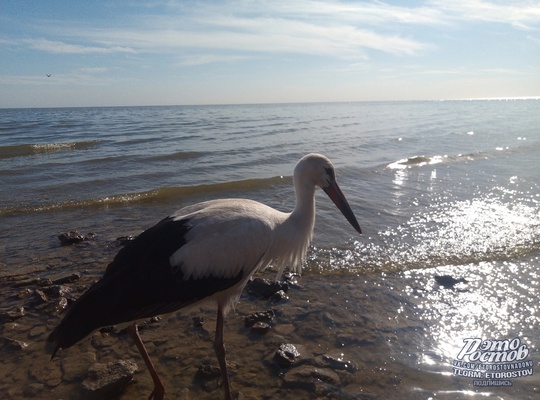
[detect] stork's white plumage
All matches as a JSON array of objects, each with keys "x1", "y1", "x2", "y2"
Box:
[{"x1": 48, "y1": 153, "x2": 362, "y2": 400}]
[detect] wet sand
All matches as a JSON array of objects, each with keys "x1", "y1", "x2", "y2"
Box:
[{"x1": 1, "y1": 241, "x2": 538, "y2": 400}]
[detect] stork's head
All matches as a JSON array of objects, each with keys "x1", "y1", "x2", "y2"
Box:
[{"x1": 294, "y1": 153, "x2": 362, "y2": 234}]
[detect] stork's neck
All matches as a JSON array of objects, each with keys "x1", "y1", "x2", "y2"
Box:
[{"x1": 291, "y1": 180, "x2": 316, "y2": 226}]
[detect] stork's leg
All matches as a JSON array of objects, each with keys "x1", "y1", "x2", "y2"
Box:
[
  {"x1": 127, "y1": 323, "x2": 165, "y2": 400},
  {"x1": 214, "y1": 305, "x2": 233, "y2": 400}
]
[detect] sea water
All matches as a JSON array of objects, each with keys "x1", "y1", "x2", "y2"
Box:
[{"x1": 1, "y1": 100, "x2": 539, "y2": 399}]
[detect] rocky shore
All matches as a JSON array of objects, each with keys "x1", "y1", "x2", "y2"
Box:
[{"x1": 1, "y1": 232, "x2": 535, "y2": 399}]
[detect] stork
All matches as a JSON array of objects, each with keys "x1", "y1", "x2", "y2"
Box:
[{"x1": 48, "y1": 153, "x2": 362, "y2": 400}]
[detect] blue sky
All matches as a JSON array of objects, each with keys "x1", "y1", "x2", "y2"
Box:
[{"x1": 1, "y1": 0, "x2": 539, "y2": 108}]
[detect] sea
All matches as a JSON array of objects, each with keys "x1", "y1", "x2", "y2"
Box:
[{"x1": 1, "y1": 100, "x2": 539, "y2": 399}]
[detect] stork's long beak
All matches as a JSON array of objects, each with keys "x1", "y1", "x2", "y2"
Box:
[{"x1": 323, "y1": 181, "x2": 362, "y2": 234}]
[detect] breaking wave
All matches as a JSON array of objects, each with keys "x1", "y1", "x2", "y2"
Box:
[
  {"x1": 0, "y1": 140, "x2": 100, "y2": 160},
  {"x1": 0, "y1": 175, "x2": 290, "y2": 216}
]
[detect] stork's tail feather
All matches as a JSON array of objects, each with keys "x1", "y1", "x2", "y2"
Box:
[
  {"x1": 47, "y1": 274, "x2": 146, "y2": 358},
  {"x1": 48, "y1": 281, "x2": 114, "y2": 357}
]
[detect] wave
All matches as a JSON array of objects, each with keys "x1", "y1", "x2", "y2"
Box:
[
  {"x1": 147, "y1": 151, "x2": 203, "y2": 162},
  {"x1": 387, "y1": 155, "x2": 447, "y2": 169},
  {"x1": 385, "y1": 146, "x2": 521, "y2": 170},
  {"x1": 0, "y1": 175, "x2": 291, "y2": 216},
  {"x1": 0, "y1": 140, "x2": 100, "y2": 160},
  {"x1": 305, "y1": 193, "x2": 540, "y2": 275}
]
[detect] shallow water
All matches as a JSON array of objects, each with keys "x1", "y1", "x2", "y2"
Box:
[{"x1": 1, "y1": 100, "x2": 539, "y2": 398}]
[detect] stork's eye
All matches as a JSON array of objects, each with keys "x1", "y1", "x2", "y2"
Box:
[{"x1": 324, "y1": 167, "x2": 335, "y2": 184}]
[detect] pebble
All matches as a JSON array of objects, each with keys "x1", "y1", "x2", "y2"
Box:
[
  {"x1": 274, "y1": 343, "x2": 301, "y2": 367},
  {"x1": 1, "y1": 336, "x2": 29, "y2": 351},
  {"x1": 58, "y1": 230, "x2": 86, "y2": 245},
  {"x1": 246, "y1": 278, "x2": 288, "y2": 298},
  {"x1": 315, "y1": 351, "x2": 358, "y2": 372},
  {"x1": 244, "y1": 309, "x2": 275, "y2": 327},
  {"x1": 0, "y1": 307, "x2": 25, "y2": 322},
  {"x1": 81, "y1": 360, "x2": 138, "y2": 400},
  {"x1": 250, "y1": 321, "x2": 271, "y2": 334},
  {"x1": 282, "y1": 365, "x2": 340, "y2": 390}
]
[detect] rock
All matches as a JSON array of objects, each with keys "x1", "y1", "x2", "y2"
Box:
[
  {"x1": 43, "y1": 284, "x2": 72, "y2": 299},
  {"x1": 282, "y1": 365, "x2": 340, "y2": 391},
  {"x1": 58, "y1": 231, "x2": 96, "y2": 245},
  {"x1": 435, "y1": 274, "x2": 468, "y2": 289},
  {"x1": 283, "y1": 272, "x2": 300, "y2": 285},
  {"x1": 1, "y1": 336, "x2": 29, "y2": 351},
  {"x1": 192, "y1": 316, "x2": 204, "y2": 328},
  {"x1": 37, "y1": 278, "x2": 53, "y2": 286},
  {"x1": 314, "y1": 351, "x2": 358, "y2": 372},
  {"x1": 244, "y1": 310, "x2": 275, "y2": 327},
  {"x1": 53, "y1": 272, "x2": 81, "y2": 285},
  {"x1": 15, "y1": 288, "x2": 34, "y2": 299},
  {"x1": 53, "y1": 296, "x2": 69, "y2": 313},
  {"x1": 250, "y1": 321, "x2": 271, "y2": 335},
  {"x1": 116, "y1": 235, "x2": 136, "y2": 246},
  {"x1": 0, "y1": 307, "x2": 25, "y2": 322},
  {"x1": 13, "y1": 277, "x2": 50, "y2": 288},
  {"x1": 81, "y1": 360, "x2": 138, "y2": 400},
  {"x1": 33, "y1": 289, "x2": 49, "y2": 303},
  {"x1": 274, "y1": 343, "x2": 301, "y2": 367},
  {"x1": 246, "y1": 278, "x2": 288, "y2": 298},
  {"x1": 270, "y1": 289, "x2": 289, "y2": 302},
  {"x1": 196, "y1": 364, "x2": 221, "y2": 380},
  {"x1": 58, "y1": 231, "x2": 85, "y2": 245}
]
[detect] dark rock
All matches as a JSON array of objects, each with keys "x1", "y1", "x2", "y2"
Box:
[
  {"x1": 314, "y1": 351, "x2": 358, "y2": 372},
  {"x1": 196, "y1": 364, "x2": 222, "y2": 380},
  {"x1": 16, "y1": 288, "x2": 34, "y2": 299},
  {"x1": 53, "y1": 297, "x2": 69, "y2": 313},
  {"x1": 270, "y1": 289, "x2": 289, "y2": 302},
  {"x1": 274, "y1": 343, "x2": 301, "y2": 368},
  {"x1": 193, "y1": 316, "x2": 204, "y2": 328},
  {"x1": 116, "y1": 235, "x2": 136, "y2": 246},
  {"x1": 246, "y1": 278, "x2": 288, "y2": 298},
  {"x1": 12, "y1": 277, "x2": 51, "y2": 288},
  {"x1": 43, "y1": 284, "x2": 72, "y2": 299},
  {"x1": 282, "y1": 365, "x2": 340, "y2": 391},
  {"x1": 81, "y1": 360, "x2": 138, "y2": 400},
  {"x1": 37, "y1": 278, "x2": 54, "y2": 286},
  {"x1": 1, "y1": 336, "x2": 29, "y2": 351},
  {"x1": 250, "y1": 321, "x2": 271, "y2": 335},
  {"x1": 53, "y1": 272, "x2": 81, "y2": 285},
  {"x1": 435, "y1": 275, "x2": 467, "y2": 289},
  {"x1": 99, "y1": 326, "x2": 118, "y2": 335},
  {"x1": 244, "y1": 310, "x2": 275, "y2": 327},
  {"x1": 58, "y1": 231, "x2": 96, "y2": 245},
  {"x1": 0, "y1": 307, "x2": 25, "y2": 322},
  {"x1": 33, "y1": 289, "x2": 49, "y2": 303},
  {"x1": 58, "y1": 231, "x2": 86, "y2": 245},
  {"x1": 283, "y1": 272, "x2": 300, "y2": 284}
]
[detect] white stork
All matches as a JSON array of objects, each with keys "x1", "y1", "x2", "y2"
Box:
[{"x1": 48, "y1": 153, "x2": 362, "y2": 400}]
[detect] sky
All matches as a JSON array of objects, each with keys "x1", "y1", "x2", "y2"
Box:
[{"x1": 1, "y1": 0, "x2": 539, "y2": 108}]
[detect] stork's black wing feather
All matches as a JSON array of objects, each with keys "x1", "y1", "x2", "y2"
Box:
[{"x1": 48, "y1": 217, "x2": 243, "y2": 355}]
